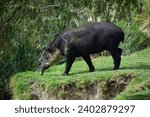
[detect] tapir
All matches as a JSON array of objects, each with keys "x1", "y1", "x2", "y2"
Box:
[{"x1": 39, "y1": 22, "x2": 124, "y2": 75}]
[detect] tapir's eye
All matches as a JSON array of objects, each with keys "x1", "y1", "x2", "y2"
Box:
[
  {"x1": 46, "y1": 47, "x2": 53, "y2": 52},
  {"x1": 45, "y1": 57, "x2": 49, "y2": 61},
  {"x1": 44, "y1": 56, "x2": 50, "y2": 61}
]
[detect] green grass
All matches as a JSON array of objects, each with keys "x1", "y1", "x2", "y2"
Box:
[{"x1": 10, "y1": 48, "x2": 150, "y2": 100}]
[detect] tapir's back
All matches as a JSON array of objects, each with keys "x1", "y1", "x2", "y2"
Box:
[
  {"x1": 67, "y1": 22, "x2": 123, "y2": 41},
  {"x1": 70, "y1": 22, "x2": 123, "y2": 45}
]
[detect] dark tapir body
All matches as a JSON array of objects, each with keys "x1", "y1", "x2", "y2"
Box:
[{"x1": 39, "y1": 22, "x2": 124, "y2": 75}]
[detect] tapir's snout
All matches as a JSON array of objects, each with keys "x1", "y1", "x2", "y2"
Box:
[
  {"x1": 40, "y1": 68, "x2": 44, "y2": 75},
  {"x1": 39, "y1": 63, "x2": 50, "y2": 75},
  {"x1": 38, "y1": 64, "x2": 44, "y2": 75}
]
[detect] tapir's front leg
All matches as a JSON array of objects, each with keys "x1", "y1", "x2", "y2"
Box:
[{"x1": 63, "y1": 54, "x2": 75, "y2": 76}]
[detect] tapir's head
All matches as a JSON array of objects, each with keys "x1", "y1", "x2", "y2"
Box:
[{"x1": 39, "y1": 47, "x2": 61, "y2": 75}]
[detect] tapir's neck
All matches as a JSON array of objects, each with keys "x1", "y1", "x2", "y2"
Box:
[
  {"x1": 51, "y1": 33, "x2": 71, "y2": 56},
  {"x1": 52, "y1": 48, "x2": 61, "y2": 58},
  {"x1": 49, "y1": 48, "x2": 61, "y2": 66}
]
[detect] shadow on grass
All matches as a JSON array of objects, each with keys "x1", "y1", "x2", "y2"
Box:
[
  {"x1": 70, "y1": 67, "x2": 113, "y2": 76},
  {"x1": 70, "y1": 64, "x2": 150, "y2": 76},
  {"x1": 47, "y1": 64, "x2": 150, "y2": 76}
]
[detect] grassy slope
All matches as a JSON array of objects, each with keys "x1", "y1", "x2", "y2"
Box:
[{"x1": 10, "y1": 48, "x2": 150, "y2": 99}]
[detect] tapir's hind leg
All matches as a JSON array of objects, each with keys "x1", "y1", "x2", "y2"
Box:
[
  {"x1": 109, "y1": 48, "x2": 121, "y2": 70},
  {"x1": 82, "y1": 55, "x2": 95, "y2": 72},
  {"x1": 118, "y1": 48, "x2": 122, "y2": 56}
]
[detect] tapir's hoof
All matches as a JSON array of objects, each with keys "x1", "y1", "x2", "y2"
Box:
[
  {"x1": 114, "y1": 67, "x2": 119, "y2": 70},
  {"x1": 62, "y1": 73, "x2": 68, "y2": 76},
  {"x1": 89, "y1": 68, "x2": 95, "y2": 72}
]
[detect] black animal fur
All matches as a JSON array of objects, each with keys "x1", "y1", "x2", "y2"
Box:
[{"x1": 41, "y1": 22, "x2": 124, "y2": 75}]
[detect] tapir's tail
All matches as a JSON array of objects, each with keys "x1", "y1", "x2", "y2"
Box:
[{"x1": 121, "y1": 31, "x2": 125, "y2": 43}]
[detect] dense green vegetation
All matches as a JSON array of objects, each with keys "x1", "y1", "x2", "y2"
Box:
[
  {"x1": 0, "y1": 0, "x2": 150, "y2": 99},
  {"x1": 10, "y1": 48, "x2": 150, "y2": 100}
]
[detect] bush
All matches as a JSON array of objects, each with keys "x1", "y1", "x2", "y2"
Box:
[{"x1": 116, "y1": 18, "x2": 149, "y2": 55}]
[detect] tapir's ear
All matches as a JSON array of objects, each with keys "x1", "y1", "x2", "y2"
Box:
[{"x1": 45, "y1": 46, "x2": 53, "y2": 53}]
